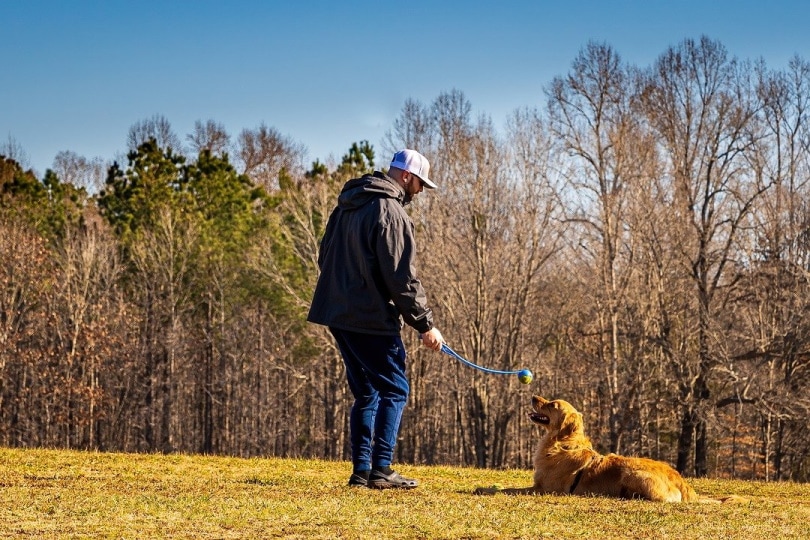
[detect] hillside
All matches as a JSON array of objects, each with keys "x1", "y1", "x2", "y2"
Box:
[{"x1": 1, "y1": 448, "x2": 808, "y2": 539}]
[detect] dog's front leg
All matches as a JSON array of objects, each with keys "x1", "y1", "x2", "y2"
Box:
[{"x1": 473, "y1": 485, "x2": 543, "y2": 495}]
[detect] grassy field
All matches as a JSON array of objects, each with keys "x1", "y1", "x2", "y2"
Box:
[{"x1": 0, "y1": 448, "x2": 808, "y2": 539}]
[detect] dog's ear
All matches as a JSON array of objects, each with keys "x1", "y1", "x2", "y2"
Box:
[{"x1": 559, "y1": 411, "x2": 584, "y2": 439}]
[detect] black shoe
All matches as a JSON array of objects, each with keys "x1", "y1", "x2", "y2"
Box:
[
  {"x1": 368, "y1": 469, "x2": 419, "y2": 489},
  {"x1": 348, "y1": 471, "x2": 369, "y2": 487}
]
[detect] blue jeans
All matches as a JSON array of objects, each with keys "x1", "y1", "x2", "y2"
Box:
[{"x1": 329, "y1": 328, "x2": 409, "y2": 471}]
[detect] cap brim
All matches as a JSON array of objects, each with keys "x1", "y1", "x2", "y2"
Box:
[{"x1": 420, "y1": 177, "x2": 437, "y2": 189}]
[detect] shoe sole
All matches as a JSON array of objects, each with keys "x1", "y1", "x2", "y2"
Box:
[
  {"x1": 367, "y1": 481, "x2": 418, "y2": 489},
  {"x1": 348, "y1": 474, "x2": 369, "y2": 487}
]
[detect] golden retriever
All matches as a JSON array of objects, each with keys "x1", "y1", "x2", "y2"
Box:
[{"x1": 476, "y1": 395, "x2": 699, "y2": 502}]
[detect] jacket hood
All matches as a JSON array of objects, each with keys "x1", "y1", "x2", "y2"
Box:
[{"x1": 337, "y1": 171, "x2": 404, "y2": 210}]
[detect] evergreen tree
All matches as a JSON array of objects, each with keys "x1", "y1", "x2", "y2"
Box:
[
  {"x1": 97, "y1": 139, "x2": 185, "y2": 239},
  {"x1": 336, "y1": 140, "x2": 375, "y2": 179},
  {"x1": 0, "y1": 155, "x2": 86, "y2": 240}
]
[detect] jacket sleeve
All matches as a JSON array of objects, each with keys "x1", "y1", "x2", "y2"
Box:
[
  {"x1": 376, "y1": 204, "x2": 434, "y2": 333},
  {"x1": 317, "y1": 206, "x2": 340, "y2": 270}
]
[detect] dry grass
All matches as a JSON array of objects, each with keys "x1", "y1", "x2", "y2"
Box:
[{"x1": 0, "y1": 447, "x2": 808, "y2": 539}]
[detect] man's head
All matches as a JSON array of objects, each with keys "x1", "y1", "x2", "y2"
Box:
[{"x1": 388, "y1": 149, "x2": 437, "y2": 203}]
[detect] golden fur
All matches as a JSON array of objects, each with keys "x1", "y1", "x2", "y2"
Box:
[{"x1": 477, "y1": 395, "x2": 699, "y2": 502}]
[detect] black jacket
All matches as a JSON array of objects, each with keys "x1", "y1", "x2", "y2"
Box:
[{"x1": 307, "y1": 171, "x2": 434, "y2": 335}]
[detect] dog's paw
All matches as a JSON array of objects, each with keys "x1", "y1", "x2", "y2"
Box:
[{"x1": 473, "y1": 484, "x2": 503, "y2": 495}]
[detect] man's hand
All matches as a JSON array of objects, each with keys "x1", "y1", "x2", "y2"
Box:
[{"x1": 421, "y1": 327, "x2": 444, "y2": 351}]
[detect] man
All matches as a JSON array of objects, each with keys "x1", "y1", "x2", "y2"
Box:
[{"x1": 307, "y1": 149, "x2": 444, "y2": 489}]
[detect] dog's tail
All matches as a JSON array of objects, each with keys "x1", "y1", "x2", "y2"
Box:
[{"x1": 697, "y1": 495, "x2": 750, "y2": 504}]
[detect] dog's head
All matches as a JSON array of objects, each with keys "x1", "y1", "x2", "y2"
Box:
[{"x1": 528, "y1": 395, "x2": 584, "y2": 439}]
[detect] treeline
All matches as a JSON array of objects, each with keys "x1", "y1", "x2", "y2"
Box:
[{"x1": 2, "y1": 36, "x2": 809, "y2": 481}]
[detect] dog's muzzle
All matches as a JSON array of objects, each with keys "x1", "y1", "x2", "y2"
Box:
[{"x1": 528, "y1": 412, "x2": 549, "y2": 424}]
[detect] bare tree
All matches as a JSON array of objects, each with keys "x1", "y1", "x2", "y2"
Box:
[
  {"x1": 235, "y1": 123, "x2": 306, "y2": 191},
  {"x1": 546, "y1": 42, "x2": 649, "y2": 453},
  {"x1": 187, "y1": 119, "x2": 231, "y2": 156},
  {"x1": 128, "y1": 206, "x2": 200, "y2": 453},
  {"x1": 381, "y1": 98, "x2": 435, "y2": 162},
  {"x1": 50, "y1": 220, "x2": 122, "y2": 447},
  {"x1": 721, "y1": 55, "x2": 810, "y2": 480},
  {"x1": 0, "y1": 216, "x2": 51, "y2": 445},
  {"x1": 0, "y1": 135, "x2": 31, "y2": 171},
  {"x1": 52, "y1": 150, "x2": 107, "y2": 193},
  {"x1": 127, "y1": 114, "x2": 183, "y2": 154},
  {"x1": 639, "y1": 36, "x2": 765, "y2": 476}
]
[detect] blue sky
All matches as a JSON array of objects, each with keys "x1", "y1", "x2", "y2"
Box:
[{"x1": 2, "y1": 0, "x2": 808, "y2": 176}]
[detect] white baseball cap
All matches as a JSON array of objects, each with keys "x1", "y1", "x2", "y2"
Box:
[{"x1": 390, "y1": 149, "x2": 437, "y2": 189}]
